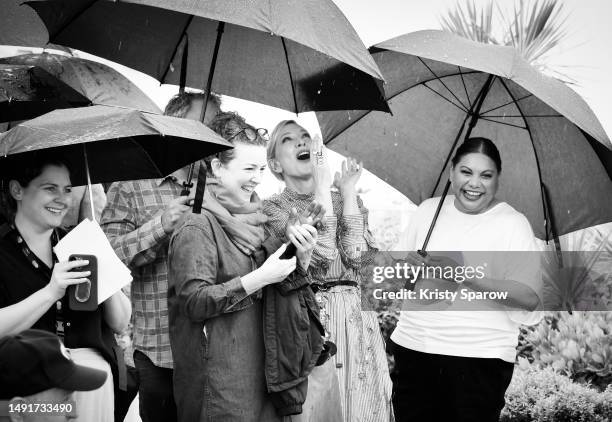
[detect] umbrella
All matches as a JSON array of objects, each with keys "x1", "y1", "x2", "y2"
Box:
[
  {"x1": 0, "y1": 63, "x2": 90, "y2": 122},
  {"x1": 23, "y1": 0, "x2": 388, "y2": 114},
  {"x1": 22, "y1": 0, "x2": 390, "y2": 212},
  {"x1": 0, "y1": 104, "x2": 232, "y2": 187},
  {"x1": 317, "y1": 30, "x2": 612, "y2": 244},
  {"x1": 0, "y1": 53, "x2": 161, "y2": 114}
]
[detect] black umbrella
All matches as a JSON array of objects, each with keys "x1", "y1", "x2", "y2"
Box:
[
  {"x1": 21, "y1": 0, "x2": 390, "y2": 212},
  {"x1": 317, "y1": 30, "x2": 612, "y2": 245},
  {"x1": 0, "y1": 104, "x2": 232, "y2": 186},
  {"x1": 0, "y1": 63, "x2": 90, "y2": 123}
]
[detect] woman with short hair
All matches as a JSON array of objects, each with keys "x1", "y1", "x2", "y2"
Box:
[{"x1": 264, "y1": 120, "x2": 394, "y2": 422}]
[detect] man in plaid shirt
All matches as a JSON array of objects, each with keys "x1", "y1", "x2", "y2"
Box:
[{"x1": 101, "y1": 92, "x2": 220, "y2": 422}]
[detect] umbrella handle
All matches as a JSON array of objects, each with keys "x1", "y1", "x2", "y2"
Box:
[
  {"x1": 83, "y1": 145, "x2": 96, "y2": 222},
  {"x1": 419, "y1": 179, "x2": 451, "y2": 254}
]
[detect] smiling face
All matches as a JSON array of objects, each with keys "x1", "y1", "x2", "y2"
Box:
[
  {"x1": 450, "y1": 152, "x2": 500, "y2": 214},
  {"x1": 10, "y1": 164, "x2": 73, "y2": 230},
  {"x1": 211, "y1": 143, "x2": 267, "y2": 204},
  {"x1": 269, "y1": 123, "x2": 314, "y2": 181}
]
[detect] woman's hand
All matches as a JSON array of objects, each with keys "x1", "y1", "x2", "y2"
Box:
[
  {"x1": 257, "y1": 243, "x2": 297, "y2": 285},
  {"x1": 46, "y1": 259, "x2": 91, "y2": 300},
  {"x1": 299, "y1": 202, "x2": 325, "y2": 227},
  {"x1": 333, "y1": 157, "x2": 362, "y2": 195},
  {"x1": 311, "y1": 135, "x2": 332, "y2": 192},
  {"x1": 311, "y1": 136, "x2": 334, "y2": 216},
  {"x1": 287, "y1": 223, "x2": 318, "y2": 270}
]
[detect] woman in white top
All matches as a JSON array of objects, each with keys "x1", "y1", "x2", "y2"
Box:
[{"x1": 391, "y1": 137, "x2": 542, "y2": 422}]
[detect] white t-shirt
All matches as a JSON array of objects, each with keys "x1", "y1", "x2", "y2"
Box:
[{"x1": 391, "y1": 195, "x2": 542, "y2": 362}]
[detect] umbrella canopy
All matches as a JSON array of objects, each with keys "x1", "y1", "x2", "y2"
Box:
[
  {"x1": 0, "y1": 104, "x2": 232, "y2": 186},
  {"x1": 317, "y1": 30, "x2": 612, "y2": 240},
  {"x1": 0, "y1": 53, "x2": 161, "y2": 114},
  {"x1": 23, "y1": 0, "x2": 389, "y2": 113},
  {"x1": 0, "y1": 63, "x2": 90, "y2": 122}
]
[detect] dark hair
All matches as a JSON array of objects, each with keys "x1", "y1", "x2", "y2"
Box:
[
  {"x1": 163, "y1": 91, "x2": 221, "y2": 118},
  {"x1": 205, "y1": 111, "x2": 267, "y2": 176},
  {"x1": 451, "y1": 137, "x2": 502, "y2": 173},
  {"x1": 0, "y1": 152, "x2": 71, "y2": 222}
]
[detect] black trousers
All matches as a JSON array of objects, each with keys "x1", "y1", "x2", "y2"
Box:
[
  {"x1": 391, "y1": 341, "x2": 514, "y2": 422},
  {"x1": 133, "y1": 350, "x2": 177, "y2": 422}
]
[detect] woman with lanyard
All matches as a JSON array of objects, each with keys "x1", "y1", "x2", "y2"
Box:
[
  {"x1": 264, "y1": 120, "x2": 394, "y2": 422},
  {"x1": 0, "y1": 152, "x2": 131, "y2": 422}
]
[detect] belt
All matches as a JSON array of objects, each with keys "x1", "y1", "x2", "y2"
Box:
[{"x1": 311, "y1": 280, "x2": 358, "y2": 293}]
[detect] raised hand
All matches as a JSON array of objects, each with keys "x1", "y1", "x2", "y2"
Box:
[
  {"x1": 311, "y1": 134, "x2": 332, "y2": 192},
  {"x1": 333, "y1": 157, "x2": 363, "y2": 194}
]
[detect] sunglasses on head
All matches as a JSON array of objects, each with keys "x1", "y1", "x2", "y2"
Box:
[{"x1": 227, "y1": 127, "x2": 269, "y2": 143}]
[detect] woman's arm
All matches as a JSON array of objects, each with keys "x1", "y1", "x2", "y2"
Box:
[
  {"x1": 102, "y1": 290, "x2": 131, "y2": 333},
  {"x1": 169, "y1": 218, "x2": 296, "y2": 321},
  {"x1": 0, "y1": 287, "x2": 56, "y2": 336},
  {"x1": 0, "y1": 259, "x2": 91, "y2": 337}
]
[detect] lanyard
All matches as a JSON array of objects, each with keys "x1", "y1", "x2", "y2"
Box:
[{"x1": 3, "y1": 223, "x2": 65, "y2": 338}]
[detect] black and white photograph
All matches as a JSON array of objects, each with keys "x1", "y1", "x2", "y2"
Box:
[{"x1": 1, "y1": 1, "x2": 611, "y2": 421}]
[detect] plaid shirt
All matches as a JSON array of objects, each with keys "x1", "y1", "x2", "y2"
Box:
[{"x1": 101, "y1": 177, "x2": 182, "y2": 368}]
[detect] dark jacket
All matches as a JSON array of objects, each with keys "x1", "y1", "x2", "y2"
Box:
[{"x1": 263, "y1": 275, "x2": 325, "y2": 416}]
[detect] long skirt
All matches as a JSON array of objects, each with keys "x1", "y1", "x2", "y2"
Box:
[{"x1": 317, "y1": 286, "x2": 394, "y2": 422}]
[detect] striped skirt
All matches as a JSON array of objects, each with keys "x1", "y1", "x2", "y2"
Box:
[{"x1": 317, "y1": 286, "x2": 394, "y2": 422}]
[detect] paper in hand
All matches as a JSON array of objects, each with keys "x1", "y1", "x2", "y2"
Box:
[{"x1": 54, "y1": 219, "x2": 132, "y2": 304}]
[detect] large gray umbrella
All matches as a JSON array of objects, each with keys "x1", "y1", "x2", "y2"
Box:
[
  {"x1": 317, "y1": 30, "x2": 612, "y2": 242},
  {"x1": 20, "y1": 0, "x2": 388, "y2": 114}
]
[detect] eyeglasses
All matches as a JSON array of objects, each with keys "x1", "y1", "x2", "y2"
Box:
[{"x1": 227, "y1": 127, "x2": 269, "y2": 143}]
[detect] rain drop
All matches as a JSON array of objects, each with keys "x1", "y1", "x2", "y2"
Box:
[{"x1": 317, "y1": 89, "x2": 321, "y2": 95}]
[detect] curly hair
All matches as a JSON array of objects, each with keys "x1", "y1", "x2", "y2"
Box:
[{"x1": 204, "y1": 111, "x2": 267, "y2": 176}]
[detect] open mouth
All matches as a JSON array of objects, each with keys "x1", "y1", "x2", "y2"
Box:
[
  {"x1": 462, "y1": 190, "x2": 484, "y2": 201},
  {"x1": 296, "y1": 150, "x2": 310, "y2": 161}
]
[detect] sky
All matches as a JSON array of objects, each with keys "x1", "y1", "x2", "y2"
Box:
[{"x1": 1, "y1": 0, "x2": 611, "y2": 231}]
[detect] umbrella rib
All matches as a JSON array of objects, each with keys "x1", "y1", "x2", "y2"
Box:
[
  {"x1": 484, "y1": 114, "x2": 563, "y2": 118},
  {"x1": 417, "y1": 57, "x2": 468, "y2": 111},
  {"x1": 281, "y1": 37, "x2": 299, "y2": 114},
  {"x1": 423, "y1": 83, "x2": 468, "y2": 113},
  {"x1": 322, "y1": 71, "x2": 481, "y2": 145},
  {"x1": 480, "y1": 94, "x2": 533, "y2": 115},
  {"x1": 458, "y1": 66, "x2": 472, "y2": 109},
  {"x1": 497, "y1": 78, "x2": 553, "y2": 241},
  {"x1": 160, "y1": 16, "x2": 195, "y2": 84},
  {"x1": 478, "y1": 117, "x2": 527, "y2": 130}
]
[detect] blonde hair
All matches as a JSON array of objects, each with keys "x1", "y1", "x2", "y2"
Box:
[{"x1": 267, "y1": 120, "x2": 302, "y2": 181}]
